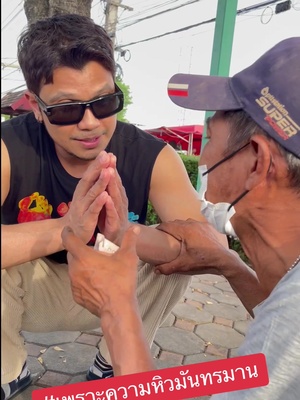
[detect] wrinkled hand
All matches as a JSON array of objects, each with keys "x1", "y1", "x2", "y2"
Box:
[
  {"x1": 155, "y1": 219, "x2": 231, "y2": 276},
  {"x1": 61, "y1": 225, "x2": 140, "y2": 318},
  {"x1": 97, "y1": 153, "x2": 131, "y2": 245},
  {"x1": 62, "y1": 151, "x2": 114, "y2": 244}
]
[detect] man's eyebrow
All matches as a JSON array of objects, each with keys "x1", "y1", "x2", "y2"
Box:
[{"x1": 47, "y1": 85, "x2": 112, "y2": 103}]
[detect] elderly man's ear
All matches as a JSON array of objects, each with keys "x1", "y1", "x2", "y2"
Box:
[{"x1": 245, "y1": 135, "x2": 277, "y2": 191}]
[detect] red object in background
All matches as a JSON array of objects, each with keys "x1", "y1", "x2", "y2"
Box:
[
  {"x1": 146, "y1": 125, "x2": 203, "y2": 155},
  {"x1": 11, "y1": 93, "x2": 32, "y2": 112},
  {"x1": 1, "y1": 90, "x2": 32, "y2": 117}
]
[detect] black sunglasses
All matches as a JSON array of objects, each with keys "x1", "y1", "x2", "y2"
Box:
[{"x1": 35, "y1": 84, "x2": 124, "y2": 126}]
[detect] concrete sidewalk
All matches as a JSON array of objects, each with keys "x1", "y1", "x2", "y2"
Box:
[{"x1": 16, "y1": 274, "x2": 251, "y2": 400}]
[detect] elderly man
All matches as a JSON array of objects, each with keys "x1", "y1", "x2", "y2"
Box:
[{"x1": 62, "y1": 37, "x2": 300, "y2": 399}]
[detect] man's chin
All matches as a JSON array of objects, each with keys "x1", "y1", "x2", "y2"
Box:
[
  {"x1": 67, "y1": 150, "x2": 99, "y2": 163},
  {"x1": 76, "y1": 153, "x2": 99, "y2": 162}
]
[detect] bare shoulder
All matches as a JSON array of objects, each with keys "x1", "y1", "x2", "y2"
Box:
[
  {"x1": 152, "y1": 144, "x2": 193, "y2": 182},
  {"x1": 150, "y1": 144, "x2": 203, "y2": 221},
  {"x1": 149, "y1": 144, "x2": 229, "y2": 246}
]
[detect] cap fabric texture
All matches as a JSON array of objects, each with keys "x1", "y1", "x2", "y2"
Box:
[{"x1": 167, "y1": 37, "x2": 300, "y2": 158}]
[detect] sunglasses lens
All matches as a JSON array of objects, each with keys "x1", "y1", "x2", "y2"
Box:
[
  {"x1": 41, "y1": 89, "x2": 123, "y2": 125},
  {"x1": 92, "y1": 93, "x2": 123, "y2": 119},
  {"x1": 48, "y1": 104, "x2": 83, "y2": 125}
]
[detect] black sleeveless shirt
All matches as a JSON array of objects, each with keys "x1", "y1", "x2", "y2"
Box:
[{"x1": 1, "y1": 113, "x2": 166, "y2": 263}]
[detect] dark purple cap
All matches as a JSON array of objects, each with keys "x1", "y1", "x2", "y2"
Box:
[{"x1": 168, "y1": 37, "x2": 300, "y2": 158}]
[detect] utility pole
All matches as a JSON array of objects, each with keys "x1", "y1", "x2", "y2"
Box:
[
  {"x1": 197, "y1": 0, "x2": 238, "y2": 190},
  {"x1": 104, "y1": 0, "x2": 133, "y2": 47},
  {"x1": 201, "y1": 0, "x2": 238, "y2": 147}
]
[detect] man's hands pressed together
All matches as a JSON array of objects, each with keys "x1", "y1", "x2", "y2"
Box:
[
  {"x1": 96, "y1": 152, "x2": 131, "y2": 246},
  {"x1": 62, "y1": 150, "x2": 131, "y2": 247}
]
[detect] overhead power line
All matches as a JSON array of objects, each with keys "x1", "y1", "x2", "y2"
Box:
[
  {"x1": 118, "y1": 0, "x2": 201, "y2": 29},
  {"x1": 1, "y1": 61, "x2": 20, "y2": 68},
  {"x1": 117, "y1": 16, "x2": 216, "y2": 49},
  {"x1": 1, "y1": 0, "x2": 23, "y2": 26},
  {"x1": 119, "y1": 0, "x2": 187, "y2": 22},
  {"x1": 116, "y1": 0, "x2": 286, "y2": 48},
  {"x1": 1, "y1": 7, "x2": 24, "y2": 31}
]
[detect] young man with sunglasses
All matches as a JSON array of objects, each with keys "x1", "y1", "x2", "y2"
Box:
[
  {"x1": 62, "y1": 38, "x2": 300, "y2": 399},
  {"x1": 1, "y1": 13, "x2": 217, "y2": 400}
]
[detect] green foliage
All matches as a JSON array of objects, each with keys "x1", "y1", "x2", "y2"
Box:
[
  {"x1": 146, "y1": 202, "x2": 161, "y2": 226},
  {"x1": 227, "y1": 236, "x2": 251, "y2": 265},
  {"x1": 116, "y1": 78, "x2": 133, "y2": 123},
  {"x1": 178, "y1": 154, "x2": 199, "y2": 189}
]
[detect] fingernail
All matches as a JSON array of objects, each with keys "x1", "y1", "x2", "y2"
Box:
[
  {"x1": 99, "y1": 151, "x2": 108, "y2": 162},
  {"x1": 132, "y1": 226, "x2": 140, "y2": 235}
]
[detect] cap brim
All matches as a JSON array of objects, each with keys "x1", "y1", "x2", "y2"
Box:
[{"x1": 167, "y1": 73, "x2": 242, "y2": 111}]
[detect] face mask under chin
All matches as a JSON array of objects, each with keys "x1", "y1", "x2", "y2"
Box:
[
  {"x1": 197, "y1": 142, "x2": 250, "y2": 238},
  {"x1": 198, "y1": 164, "x2": 238, "y2": 237}
]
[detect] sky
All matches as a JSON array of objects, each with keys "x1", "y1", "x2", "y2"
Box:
[{"x1": 1, "y1": 0, "x2": 300, "y2": 129}]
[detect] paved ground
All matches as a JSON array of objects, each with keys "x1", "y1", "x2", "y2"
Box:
[{"x1": 16, "y1": 274, "x2": 252, "y2": 400}]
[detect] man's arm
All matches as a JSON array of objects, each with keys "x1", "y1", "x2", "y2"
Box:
[
  {"x1": 138, "y1": 144, "x2": 216, "y2": 263},
  {"x1": 2, "y1": 221, "x2": 66, "y2": 269},
  {"x1": 62, "y1": 225, "x2": 154, "y2": 376},
  {"x1": 2, "y1": 141, "x2": 66, "y2": 268},
  {"x1": 1, "y1": 142, "x2": 115, "y2": 269},
  {"x1": 100, "y1": 145, "x2": 228, "y2": 265},
  {"x1": 136, "y1": 145, "x2": 228, "y2": 264},
  {"x1": 101, "y1": 304, "x2": 154, "y2": 376},
  {"x1": 156, "y1": 219, "x2": 269, "y2": 316}
]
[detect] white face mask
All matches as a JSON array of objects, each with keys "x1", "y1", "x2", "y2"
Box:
[{"x1": 198, "y1": 165, "x2": 237, "y2": 237}]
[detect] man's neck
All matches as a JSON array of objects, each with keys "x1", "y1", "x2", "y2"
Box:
[{"x1": 238, "y1": 203, "x2": 300, "y2": 294}]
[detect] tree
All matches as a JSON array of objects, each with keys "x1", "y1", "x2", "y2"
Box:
[
  {"x1": 116, "y1": 78, "x2": 133, "y2": 123},
  {"x1": 24, "y1": 0, "x2": 92, "y2": 25}
]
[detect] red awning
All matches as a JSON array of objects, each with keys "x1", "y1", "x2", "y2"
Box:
[{"x1": 146, "y1": 125, "x2": 203, "y2": 155}]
